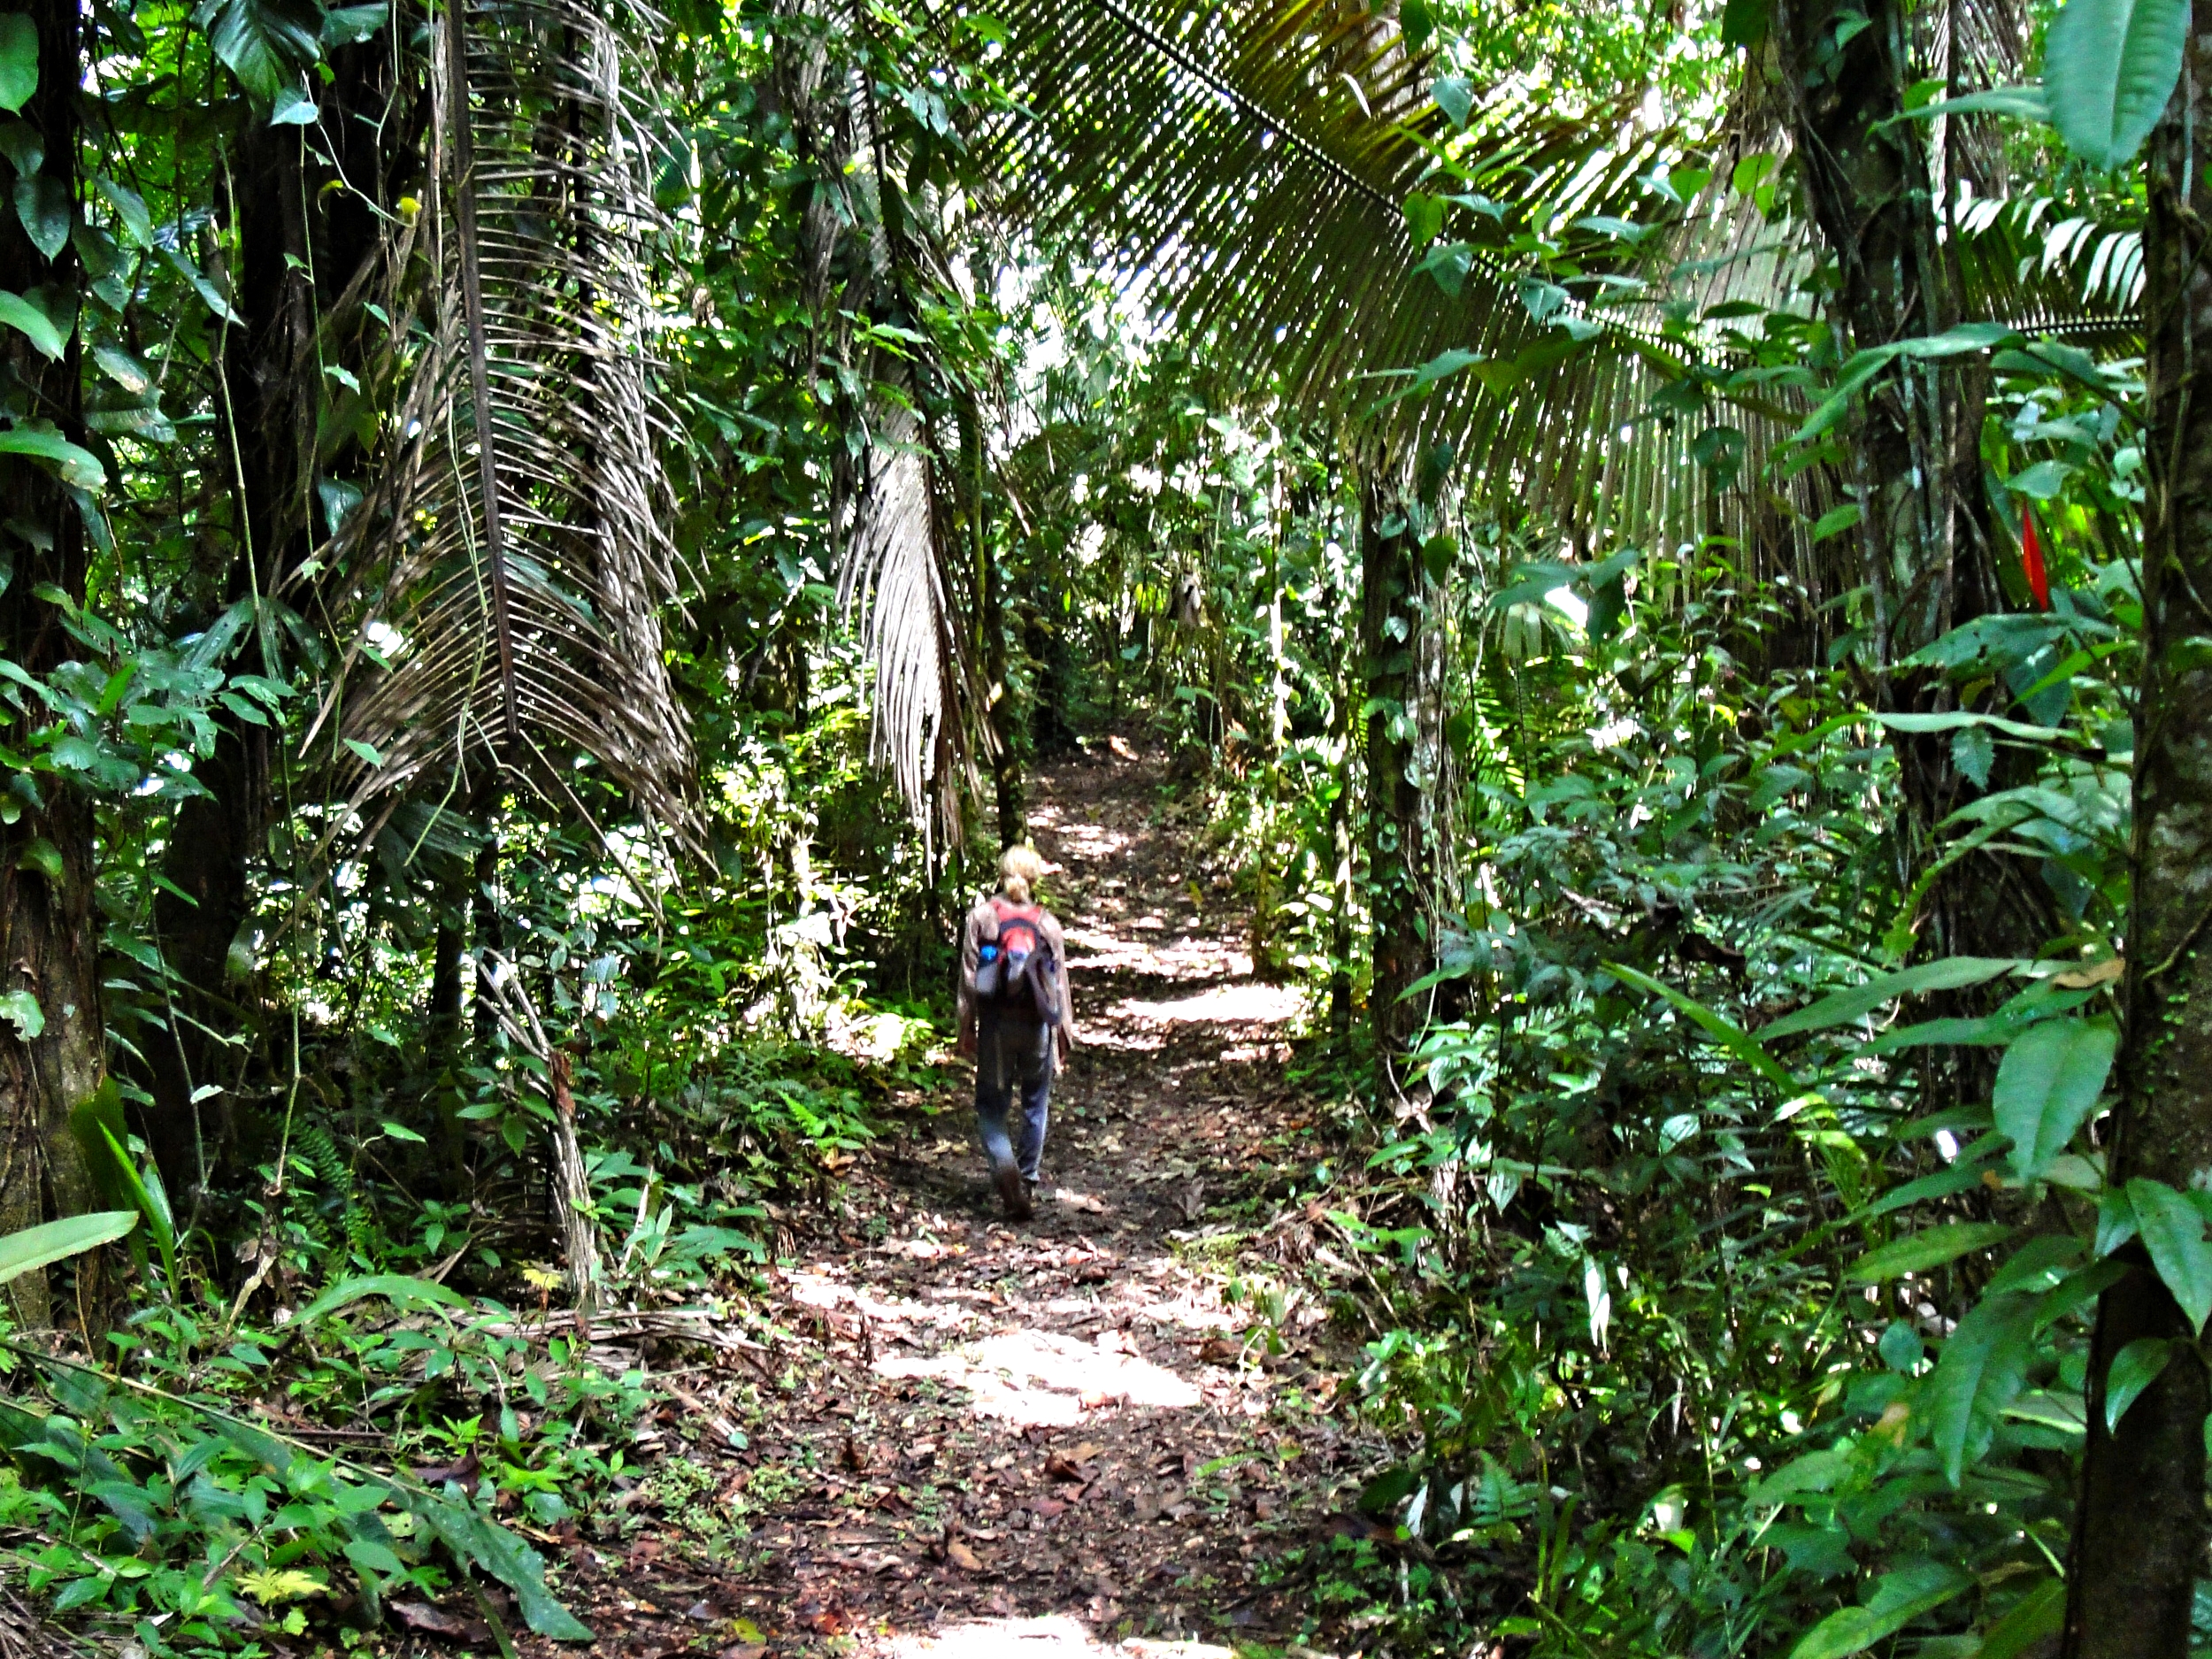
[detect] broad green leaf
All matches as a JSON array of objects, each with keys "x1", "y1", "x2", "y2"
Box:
[
  {"x1": 2103, "y1": 1335, "x2": 2176, "y2": 1432},
  {"x1": 1859, "y1": 1156, "x2": 2001, "y2": 1218},
  {"x1": 1719, "y1": 0, "x2": 1768, "y2": 47},
  {"x1": 268, "y1": 83, "x2": 315, "y2": 124},
  {"x1": 1787, "y1": 1563, "x2": 1971, "y2": 1659},
  {"x1": 294, "y1": 1271, "x2": 471, "y2": 1325},
  {"x1": 1402, "y1": 191, "x2": 1443, "y2": 248},
  {"x1": 1977, "y1": 1578, "x2": 2066, "y2": 1659},
  {"x1": 98, "y1": 1125, "x2": 174, "y2": 1282},
  {"x1": 1878, "y1": 1321, "x2": 1924, "y2": 1371},
  {"x1": 0, "y1": 988, "x2": 42, "y2": 1038},
  {"x1": 91, "y1": 174, "x2": 149, "y2": 247},
  {"x1": 1762, "y1": 956, "x2": 2021, "y2": 1040},
  {"x1": 193, "y1": 0, "x2": 323, "y2": 100},
  {"x1": 1796, "y1": 326, "x2": 2018, "y2": 442},
  {"x1": 0, "y1": 14, "x2": 33, "y2": 115},
  {"x1": 12, "y1": 173, "x2": 70, "y2": 259},
  {"x1": 2044, "y1": 0, "x2": 2187, "y2": 170},
  {"x1": 406, "y1": 1494, "x2": 593, "y2": 1640},
  {"x1": 1810, "y1": 503, "x2": 1860, "y2": 542},
  {"x1": 2034, "y1": 1256, "x2": 2126, "y2": 1333},
  {"x1": 2127, "y1": 1179, "x2": 2212, "y2": 1333},
  {"x1": 1883, "y1": 84, "x2": 2051, "y2": 125},
  {"x1": 1749, "y1": 1445, "x2": 1853, "y2": 1506},
  {"x1": 1926, "y1": 1291, "x2": 2039, "y2": 1482},
  {"x1": 1952, "y1": 724, "x2": 1994, "y2": 787},
  {"x1": 91, "y1": 344, "x2": 150, "y2": 393},
  {"x1": 2096, "y1": 1186, "x2": 2140, "y2": 1256},
  {"x1": 1604, "y1": 961, "x2": 1794, "y2": 1092},
  {"x1": 319, "y1": 0, "x2": 386, "y2": 45},
  {"x1": 0, "y1": 288, "x2": 61, "y2": 357},
  {"x1": 1431, "y1": 75, "x2": 1472, "y2": 129},
  {"x1": 1847, "y1": 1222, "x2": 2015, "y2": 1282},
  {"x1": 0, "y1": 423, "x2": 103, "y2": 489},
  {"x1": 343, "y1": 1538, "x2": 404, "y2": 1577},
  {"x1": 1994, "y1": 1018, "x2": 2116, "y2": 1181},
  {"x1": 0, "y1": 1210, "x2": 136, "y2": 1286}
]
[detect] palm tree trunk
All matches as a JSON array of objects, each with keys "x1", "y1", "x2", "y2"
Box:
[
  {"x1": 1359, "y1": 475, "x2": 1426, "y2": 1071},
  {"x1": 0, "y1": 0, "x2": 104, "y2": 1327},
  {"x1": 2062, "y1": 27, "x2": 2212, "y2": 1652}
]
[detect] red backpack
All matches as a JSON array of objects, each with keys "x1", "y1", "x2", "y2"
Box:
[{"x1": 978, "y1": 898, "x2": 1061, "y2": 1022}]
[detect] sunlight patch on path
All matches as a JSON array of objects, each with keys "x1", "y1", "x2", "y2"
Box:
[
  {"x1": 1060, "y1": 926, "x2": 1248, "y2": 984},
  {"x1": 883, "y1": 1616, "x2": 1234, "y2": 1658},
  {"x1": 872, "y1": 1328, "x2": 1202, "y2": 1425},
  {"x1": 1107, "y1": 980, "x2": 1302, "y2": 1027}
]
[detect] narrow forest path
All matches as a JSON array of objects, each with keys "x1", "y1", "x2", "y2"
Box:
[{"x1": 534, "y1": 749, "x2": 1384, "y2": 1659}]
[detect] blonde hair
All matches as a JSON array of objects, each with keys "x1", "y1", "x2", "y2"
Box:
[{"x1": 998, "y1": 843, "x2": 1046, "y2": 904}]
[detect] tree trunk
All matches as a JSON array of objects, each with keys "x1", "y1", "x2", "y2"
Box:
[
  {"x1": 1774, "y1": 0, "x2": 2045, "y2": 971},
  {"x1": 0, "y1": 0, "x2": 105, "y2": 1327},
  {"x1": 143, "y1": 119, "x2": 311, "y2": 1194},
  {"x1": 982, "y1": 525, "x2": 1024, "y2": 846},
  {"x1": 472, "y1": 835, "x2": 503, "y2": 1050},
  {"x1": 1327, "y1": 640, "x2": 1355, "y2": 1041},
  {"x1": 2062, "y1": 31, "x2": 2212, "y2": 1655},
  {"x1": 1359, "y1": 476, "x2": 1426, "y2": 1072},
  {"x1": 145, "y1": 52, "x2": 396, "y2": 1194}
]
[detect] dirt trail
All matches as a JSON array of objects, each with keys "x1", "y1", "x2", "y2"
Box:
[{"x1": 544, "y1": 750, "x2": 1379, "y2": 1659}]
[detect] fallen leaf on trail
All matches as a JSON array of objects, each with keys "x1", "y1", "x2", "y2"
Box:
[
  {"x1": 1032, "y1": 1498, "x2": 1066, "y2": 1518},
  {"x1": 718, "y1": 1647, "x2": 768, "y2": 1659},
  {"x1": 391, "y1": 1601, "x2": 490, "y2": 1644},
  {"x1": 842, "y1": 1435, "x2": 868, "y2": 1472},
  {"x1": 946, "y1": 1540, "x2": 984, "y2": 1571},
  {"x1": 686, "y1": 1601, "x2": 717, "y2": 1621},
  {"x1": 1199, "y1": 1337, "x2": 1242, "y2": 1363},
  {"x1": 1071, "y1": 1440, "x2": 1104, "y2": 1461},
  {"x1": 1079, "y1": 1389, "x2": 1116, "y2": 1409},
  {"x1": 1044, "y1": 1453, "x2": 1087, "y2": 1480},
  {"x1": 409, "y1": 1453, "x2": 480, "y2": 1486}
]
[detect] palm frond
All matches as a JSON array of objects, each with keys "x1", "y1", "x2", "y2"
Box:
[
  {"x1": 300, "y1": 0, "x2": 697, "y2": 843},
  {"x1": 972, "y1": 0, "x2": 1687, "y2": 409},
  {"x1": 834, "y1": 396, "x2": 987, "y2": 855},
  {"x1": 772, "y1": 1, "x2": 993, "y2": 847}
]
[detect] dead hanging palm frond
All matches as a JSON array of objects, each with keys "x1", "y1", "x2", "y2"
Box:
[
  {"x1": 300, "y1": 0, "x2": 697, "y2": 844},
  {"x1": 834, "y1": 396, "x2": 987, "y2": 855},
  {"x1": 767, "y1": 0, "x2": 993, "y2": 848}
]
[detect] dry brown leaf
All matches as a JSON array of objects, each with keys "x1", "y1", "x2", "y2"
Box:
[
  {"x1": 2052, "y1": 957, "x2": 2124, "y2": 988},
  {"x1": 946, "y1": 1540, "x2": 984, "y2": 1571}
]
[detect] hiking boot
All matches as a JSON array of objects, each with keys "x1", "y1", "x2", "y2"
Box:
[{"x1": 995, "y1": 1160, "x2": 1033, "y2": 1221}]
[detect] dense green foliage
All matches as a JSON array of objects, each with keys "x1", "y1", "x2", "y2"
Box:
[{"x1": 0, "y1": 0, "x2": 2196, "y2": 1647}]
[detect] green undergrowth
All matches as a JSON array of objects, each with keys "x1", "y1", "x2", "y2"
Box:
[{"x1": 0, "y1": 1007, "x2": 924, "y2": 1655}]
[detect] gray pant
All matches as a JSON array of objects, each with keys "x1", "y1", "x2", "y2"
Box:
[{"x1": 976, "y1": 1009, "x2": 1054, "y2": 1182}]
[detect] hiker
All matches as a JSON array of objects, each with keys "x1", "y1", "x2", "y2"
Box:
[{"x1": 956, "y1": 844, "x2": 1077, "y2": 1220}]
